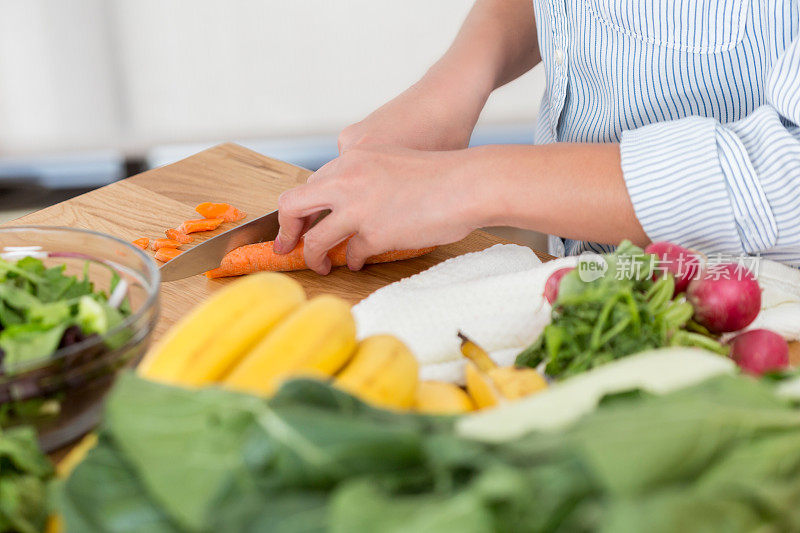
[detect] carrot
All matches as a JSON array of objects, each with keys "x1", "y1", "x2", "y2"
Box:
[
  {"x1": 178, "y1": 218, "x2": 224, "y2": 234},
  {"x1": 154, "y1": 248, "x2": 183, "y2": 262},
  {"x1": 205, "y1": 237, "x2": 436, "y2": 278},
  {"x1": 195, "y1": 202, "x2": 246, "y2": 222},
  {"x1": 151, "y1": 238, "x2": 182, "y2": 251},
  {"x1": 131, "y1": 238, "x2": 149, "y2": 250},
  {"x1": 165, "y1": 228, "x2": 194, "y2": 244}
]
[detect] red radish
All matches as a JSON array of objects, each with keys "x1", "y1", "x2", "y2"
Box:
[
  {"x1": 644, "y1": 241, "x2": 700, "y2": 294},
  {"x1": 686, "y1": 263, "x2": 761, "y2": 333},
  {"x1": 729, "y1": 329, "x2": 789, "y2": 376},
  {"x1": 544, "y1": 267, "x2": 574, "y2": 304}
]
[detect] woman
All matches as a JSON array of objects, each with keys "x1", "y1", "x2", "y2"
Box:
[{"x1": 275, "y1": 0, "x2": 800, "y2": 274}]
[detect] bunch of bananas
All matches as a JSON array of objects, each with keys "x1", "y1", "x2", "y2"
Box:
[{"x1": 139, "y1": 273, "x2": 547, "y2": 414}]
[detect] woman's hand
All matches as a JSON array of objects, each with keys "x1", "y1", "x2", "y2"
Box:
[
  {"x1": 274, "y1": 145, "x2": 482, "y2": 274},
  {"x1": 274, "y1": 143, "x2": 648, "y2": 275}
]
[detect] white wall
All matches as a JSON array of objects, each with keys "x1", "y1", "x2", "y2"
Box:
[
  {"x1": 0, "y1": 0, "x2": 120, "y2": 154},
  {"x1": 0, "y1": 0, "x2": 545, "y2": 157}
]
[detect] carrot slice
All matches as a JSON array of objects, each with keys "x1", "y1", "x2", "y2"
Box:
[
  {"x1": 151, "y1": 238, "x2": 182, "y2": 251},
  {"x1": 155, "y1": 248, "x2": 183, "y2": 262},
  {"x1": 131, "y1": 238, "x2": 149, "y2": 250},
  {"x1": 205, "y1": 237, "x2": 435, "y2": 278},
  {"x1": 195, "y1": 202, "x2": 246, "y2": 222},
  {"x1": 178, "y1": 218, "x2": 224, "y2": 234},
  {"x1": 165, "y1": 228, "x2": 194, "y2": 244}
]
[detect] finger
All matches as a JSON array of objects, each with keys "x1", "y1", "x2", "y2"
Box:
[
  {"x1": 345, "y1": 234, "x2": 381, "y2": 271},
  {"x1": 302, "y1": 215, "x2": 355, "y2": 275},
  {"x1": 301, "y1": 214, "x2": 317, "y2": 234},
  {"x1": 306, "y1": 158, "x2": 337, "y2": 184},
  {"x1": 275, "y1": 185, "x2": 330, "y2": 254}
]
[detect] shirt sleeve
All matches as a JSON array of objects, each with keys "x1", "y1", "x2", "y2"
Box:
[{"x1": 620, "y1": 37, "x2": 800, "y2": 264}]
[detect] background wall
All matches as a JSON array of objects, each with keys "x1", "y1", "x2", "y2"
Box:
[{"x1": 0, "y1": 0, "x2": 545, "y2": 161}]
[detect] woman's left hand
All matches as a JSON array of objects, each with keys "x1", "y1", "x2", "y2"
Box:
[{"x1": 274, "y1": 145, "x2": 482, "y2": 274}]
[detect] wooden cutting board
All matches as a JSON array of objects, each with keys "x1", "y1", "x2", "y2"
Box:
[{"x1": 6, "y1": 143, "x2": 552, "y2": 340}]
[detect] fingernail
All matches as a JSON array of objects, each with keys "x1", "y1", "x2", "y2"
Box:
[{"x1": 273, "y1": 233, "x2": 286, "y2": 253}]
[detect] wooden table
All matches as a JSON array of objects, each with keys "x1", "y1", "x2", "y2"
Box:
[{"x1": 8, "y1": 143, "x2": 551, "y2": 340}]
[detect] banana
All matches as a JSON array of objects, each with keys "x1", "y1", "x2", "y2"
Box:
[
  {"x1": 224, "y1": 294, "x2": 356, "y2": 396},
  {"x1": 335, "y1": 334, "x2": 419, "y2": 410},
  {"x1": 56, "y1": 433, "x2": 98, "y2": 479},
  {"x1": 139, "y1": 273, "x2": 305, "y2": 384},
  {"x1": 414, "y1": 381, "x2": 474, "y2": 414},
  {"x1": 459, "y1": 332, "x2": 547, "y2": 409},
  {"x1": 464, "y1": 363, "x2": 501, "y2": 409}
]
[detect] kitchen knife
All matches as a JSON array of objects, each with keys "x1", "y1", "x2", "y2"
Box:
[{"x1": 159, "y1": 209, "x2": 281, "y2": 282}]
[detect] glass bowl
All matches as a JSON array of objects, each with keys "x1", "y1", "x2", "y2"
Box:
[{"x1": 0, "y1": 226, "x2": 159, "y2": 451}]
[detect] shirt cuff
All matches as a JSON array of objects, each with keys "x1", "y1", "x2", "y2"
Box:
[{"x1": 621, "y1": 116, "x2": 745, "y2": 254}]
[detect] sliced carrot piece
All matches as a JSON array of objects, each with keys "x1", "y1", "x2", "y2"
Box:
[
  {"x1": 178, "y1": 218, "x2": 224, "y2": 234},
  {"x1": 165, "y1": 228, "x2": 194, "y2": 244},
  {"x1": 205, "y1": 237, "x2": 436, "y2": 278},
  {"x1": 151, "y1": 238, "x2": 182, "y2": 251},
  {"x1": 195, "y1": 202, "x2": 246, "y2": 222},
  {"x1": 131, "y1": 238, "x2": 149, "y2": 250},
  {"x1": 154, "y1": 247, "x2": 183, "y2": 262}
]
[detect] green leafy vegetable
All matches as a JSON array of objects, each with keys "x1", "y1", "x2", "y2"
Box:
[
  {"x1": 0, "y1": 426, "x2": 54, "y2": 533},
  {"x1": 60, "y1": 373, "x2": 800, "y2": 532},
  {"x1": 516, "y1": 241, "x2": 726, "y2": 379},
  {"x1": 0, "y1": 256, "x2": 131, "y2": 372},
  {"x1": 0, "y1": 324, "x2": 68, "y2": 368}
]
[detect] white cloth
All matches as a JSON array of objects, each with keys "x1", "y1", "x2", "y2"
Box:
[
  {"x1": 742, "y1": 259, "x2": 800, "y2": 341},
  {"x1": 353, "y1": 244, "x2": 577, "y2": 383}
]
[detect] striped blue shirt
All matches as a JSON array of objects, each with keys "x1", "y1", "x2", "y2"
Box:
[{"x1": 535, "y1": 0, "x2": 800, "y2": 266}]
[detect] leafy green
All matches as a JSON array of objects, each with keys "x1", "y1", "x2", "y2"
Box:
[
  {"x1": 0, "y1": 323, "x2": 68, "y2": 368},
  {"x1": 516, "y1": 241, "x2": 726, "y2": 379},
  {"x1": 0, "y1": 426, "x2": 54, "y2": 533},
  {"x1": 27, "y1": 301, "x2": 71, "y2": 328},
  {"x1": 77, "y1": 296, "x2": 109, "y2": 336},
  {"x1": 57, "y1": 436, "x2": 179, "y2": 533},
  {"x1": 60, "y1": 373, "x2": 800, "y2": 533},
  {"x1": 0, "y1": 397, "x2": 62, "y2": 429},
  {"x1": 0, "y1": 256, "x2": 131, "y2": 372}
]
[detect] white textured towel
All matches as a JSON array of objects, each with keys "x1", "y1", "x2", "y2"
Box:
[
  {"x1": 353, "y1": 244, "x2": 578, "y2": 382},
  {"x1": 740, "y1": 259, "x2": 800, "y2": 341}
]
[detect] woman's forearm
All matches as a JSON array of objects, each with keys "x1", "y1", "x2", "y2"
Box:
[
  {"x1": 415, "y1": 0, "x2": 541, "y2": 131},
  {"x1": 338, "y1": 0, "x2": 539, "y2": 152},
  {"x1": 464, "y1": 144, "x2": 649, "y2": 246},
  {"x1": 435, "y1": 0, "x2": 541, "y2": 90}
]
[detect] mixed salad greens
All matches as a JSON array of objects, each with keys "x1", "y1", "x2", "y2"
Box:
[
  {"x1": 517, "y1": 241, "x2": 727, "y2": 379},
  {"x1": 0, "y1": 256, "x2": 131, "y2": 374},
  {"x1": 60, "y1": 372, "x2": 800, "y2": 532}
]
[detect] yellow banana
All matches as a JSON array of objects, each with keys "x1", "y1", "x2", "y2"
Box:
[
  {"x1": 335, "y1": 334, "x2": 419, "y2": 410},
  {"x1": 139, "y1": 273, "x2": 305, "y2": 384},
  {"x1": 459, "y1": 332, "x2": 547, "y2": 409},
  {"x1": 56, "y1": 433, "x2": 98, "y2": 479},
  {"x1": 464, "y1": 363, "x2": 501, "y2": 409},
  {"x1": 180, "y1": 286, "x2": 307, "y2": 386},
  {"x1": 414, "y1": 381, "x2": 474, "y2": 414},
  {"x1": 224, "y1": 294, "x2": 356, "y2": 396}
]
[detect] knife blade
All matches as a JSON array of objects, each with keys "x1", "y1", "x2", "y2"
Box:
[{"x1": 159, "y1": 209, "x2": 281, "y2": 282}]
